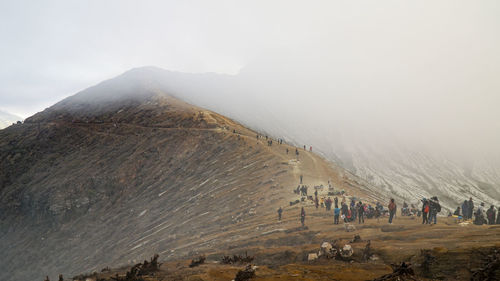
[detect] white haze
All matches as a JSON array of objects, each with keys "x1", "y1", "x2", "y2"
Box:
[{"x1": 1, "y1": 1, "x2": 499, "y2": 206}]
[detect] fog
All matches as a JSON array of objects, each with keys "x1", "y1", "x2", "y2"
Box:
[{"x1": 1, "y1": 1, "x2": 499, "y2": 205}]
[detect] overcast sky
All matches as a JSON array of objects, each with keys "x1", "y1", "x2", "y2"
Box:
[{"x1": 1, "y1": 0, "x2": 499, "y2": 152}]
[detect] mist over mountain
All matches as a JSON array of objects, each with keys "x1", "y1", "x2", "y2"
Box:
[
  {"x1": 1, "y1": 65, "x2": 498, "y2": 280},
  {"x1": 106, "y1": 65, "x2": 500, "y2": 210},
  {"x1": 1, "y1": 73, "x2": 378, "y2": 281},
  {"x1": 0, "y1": 110, "x2": 22, "y2": 129}
]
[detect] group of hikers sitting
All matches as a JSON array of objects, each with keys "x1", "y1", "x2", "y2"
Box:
[{"x1": 451, "y1": 198, "x2": 500, "y2": 225}]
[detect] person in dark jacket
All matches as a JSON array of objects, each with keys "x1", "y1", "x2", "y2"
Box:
[
  {"x1": 461, "y1": 200, "x2": 469, "y2": 219},
  {"x1": 453, "y1": 207, "x2": 461, "y2": 216},
  {"x1": 277, "y1": 207, "x2": 283, "y2": 221},
  {"x1": 388, "y1": 198, "x2": 397, "y2": 224},
  {"x1": 468, "y1": 197, "x2": 474, "y2": 220},
  {"x1": 300, "y1": 207, "x2": 306, "y2": 227},
  {"x1": 341, "y1": 202, "x2": 349, "y2": 223},
  {"x1": 357, "y1": 201, "x2": 365, "y2": 224},
  {"x1": 429, "y1": 196, "x2": 441, "y2": 224},
  {"x1": 325, "y1": 197, "x2": 332, "y2": 211},
  {"x1": 496, "y1": 207, "x2": 500, "y2": 225},
  {"x1": 486, "y1": 206, "x2": 496, "y2": 225}
]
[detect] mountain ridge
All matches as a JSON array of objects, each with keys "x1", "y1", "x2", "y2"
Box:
[{"x1": 0, "y1": 74, "x2": 375, "y2": 281}]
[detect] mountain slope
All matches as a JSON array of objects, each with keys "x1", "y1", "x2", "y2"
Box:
[
  {"x1": 104, "y1": 67, "x2": 499, "y2": 211},
  {"x1": 0, "y1": 72, "x2": 374, "y2": 281}
]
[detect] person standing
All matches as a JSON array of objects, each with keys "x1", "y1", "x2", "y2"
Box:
[
  {"x1": 278, "y1": 207, "x2": 283, "y2": 221},
  {"x1": 461, "y1": 200, "x2": 469, "y2": 220},
  {"x1": 486, "y1": 206, "x2": 496, "y2": 225},
  {"x1": 429, "y1": 197, "x2": 441, "y2": 224},
  {"x1": 334, "y1": 204, "x2": 340, "y2": 224},
  {"x1": 341, "y1": 202, "x2": 349, "y2": 223},
  {"x1": 300, "y1": 207, "x2": 306, "y2": 227},
  {"x1": 358, "y1": 201, "x2": 365, "y2": 224},
  {"x1": 326, "y1": 197, "x2": 332, "y2": 211},
  {"x1": 300, "y1": 175, "x2": 303, "y2": 184},
  {"x1": 422, "y1": 199, "x2": 429, "y2": 224},
  {"x1": 468, "y1": 197, "x2": 474, "y2": 220},
  {"x1": 388, "y1": 198, "x2": 397, "y2": 224}
]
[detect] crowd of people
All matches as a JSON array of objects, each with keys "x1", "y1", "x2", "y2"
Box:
[
  {"x1": 255, "y1": 132, "x2": 499, "y2": 228},
  {"x1": 452, "y1": 198, "x2": 500, "y2": 225},
  {"x1": 280, "y1": 180, "x2": 499, "y2": 228}
]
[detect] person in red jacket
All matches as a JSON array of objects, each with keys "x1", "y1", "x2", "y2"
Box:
[
  {"x1": 388, "y1": 198, "x2": 397, "y2": 224},
  {"x1": 422, "y1": 199, "x2": 430, "y2": 224}
]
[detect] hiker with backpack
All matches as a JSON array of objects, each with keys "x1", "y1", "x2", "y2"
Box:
[
  {"x1": 429, "y1": 197, "x2": 441, "y2": 224},
  {"x1": 388, "y1": 198, "x2": 397, "y2": 224}
]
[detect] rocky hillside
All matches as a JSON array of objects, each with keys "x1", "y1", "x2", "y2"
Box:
[{"x1": 0, "y1": 71, "x2": 375, "y2": 281}]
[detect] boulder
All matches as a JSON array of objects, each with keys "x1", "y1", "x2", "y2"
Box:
[
  {"x1": 308, "y1": 253, "x2": 318, "y2": 261},
  {"x1": 344, "y1": 223, "x2": 356, "y2": 232},
  {"x1": 341, "y1": 244, "x2": 354, "y2": 258}
]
